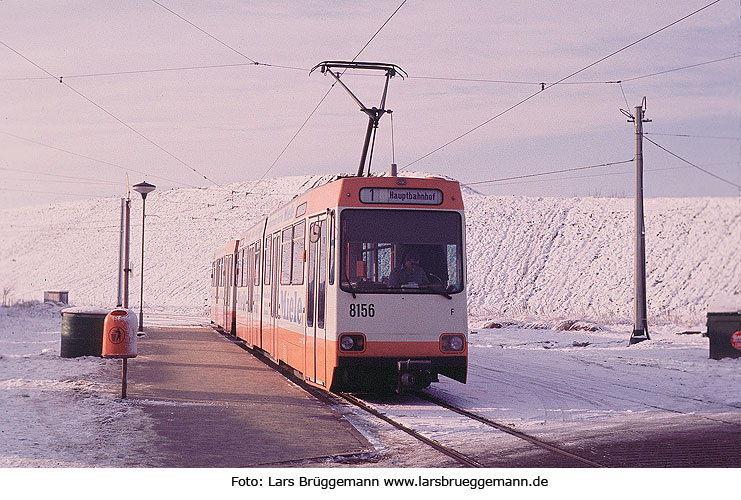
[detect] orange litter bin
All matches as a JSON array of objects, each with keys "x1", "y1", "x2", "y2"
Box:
[
  {"x1": 102, "y1": 308, "x2": 138, "y2": 399},
  {"x1": 102, "y1": 309, "x2": 138, "y2": 358}
]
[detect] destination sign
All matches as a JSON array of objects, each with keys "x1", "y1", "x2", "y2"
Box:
[{"x1": 359, "y1": 188, "x2": 443, "y2": 205}]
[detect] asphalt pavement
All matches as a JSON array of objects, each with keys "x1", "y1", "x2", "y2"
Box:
[{"x1": 123, "y1": 324, "x2": 371, "y2": 467}]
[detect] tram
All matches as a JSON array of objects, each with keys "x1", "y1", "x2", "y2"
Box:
[{"x1": 211, "y1": 174, "x2": 468, "y2": 392}]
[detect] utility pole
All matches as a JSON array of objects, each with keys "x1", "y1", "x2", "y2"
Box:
[
  {"x1": 624, "y1": 98, "x2": 651, "y2": 345},
  {"x1": 123, "y1": 196, "x2": 131, "y2": 308},
  {"x1": 117, "y1": 198, "x2": 125, "y2": 307},
  {"x1": 116, "y1": 195, "x2": 132, "y2": 308}
]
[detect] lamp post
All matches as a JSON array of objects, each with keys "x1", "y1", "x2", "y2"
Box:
[{"x1": 132, "y1": 181, "x2": 155, "y2": 335}]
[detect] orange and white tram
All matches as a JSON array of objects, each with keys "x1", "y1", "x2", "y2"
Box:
[
  {"x1": 210, "y1": 239, "x2": 239, "y2": 334},
  {"x1": 211, "y1": 175, "x2": 467, "y2": 392}
]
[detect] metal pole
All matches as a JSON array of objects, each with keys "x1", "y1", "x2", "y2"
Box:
[
  {"x1": 138, "y1": 194, "x2": 147, "y2": 333},
  {"x1": 123, "y1": 198, "x2": 131, "y2": 308},
  {"x1": 121, "y1": 358, "x2": 128, "y2": 399},
  {"x1": 630, "y1": 103, "x2": 650, "y2": 344},
  {"x1": 117, "y1": 198, "x2": 125, "y2": 307}
]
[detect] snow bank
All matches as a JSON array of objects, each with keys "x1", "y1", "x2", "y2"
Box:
[{"x1": 0, "y1": 174, "x2": 738, "y2": 326}]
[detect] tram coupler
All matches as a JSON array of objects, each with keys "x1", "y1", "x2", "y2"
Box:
[{"x1": 397, "y1": 359, "x2": 433, "y2": 392}]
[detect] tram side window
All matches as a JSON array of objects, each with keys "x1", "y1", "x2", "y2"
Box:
[
  {"x1": 292, "y1": 220, "x2": 305, "y2": 285},
  {"x1": 236, "y1": 251, "x2": 241, "y2": 287},
  {"x1": 317, "y1": 219, "x2": 327, "y2": 328},
  {"x1": 264, "y1": 237, "x2": 272, "y2": 285},
  {"x1": 280, "y1": 221, "x2": 306, "y2": 285},
  {"x1": 226, "y1": 255, "x2": 233, "y2": 288},
  {"x1": 328, "y1": 210, "x2": 335, "y2": 286},
  {"x1": 247, "y1": 244, "x2": 254, "y2": 312},
  {"x1": 237, "y1": 249, "x2": 244, "y2": 287},
  {"x1": 281, "y1": 227, "x2": 292, "y2": 285},
  {"x1": 246, "y1": 247, "x2": 251, "y2": 287},
  {"x1": 306, "y1": 223, "x2": 316, "y2": 328},
  {"x1": 253, "y1": 241, "x2": 261, "y2": 286}
]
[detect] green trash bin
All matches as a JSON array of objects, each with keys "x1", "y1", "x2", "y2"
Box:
[
  {"x1": 60, "y1": 307, "x2": 110, "y2": 358},
  {"x1": 706, "y1": 296, "x2": 741, "y2": 360}
]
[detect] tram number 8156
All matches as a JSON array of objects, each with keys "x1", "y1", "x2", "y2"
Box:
[{"x1": 349, "y1": 303, "x2": 375, "y2": 318}]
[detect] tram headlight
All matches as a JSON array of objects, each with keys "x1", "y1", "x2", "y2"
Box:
[
  {"x1": 340, "y1": 334, "x2": 365, "y2": 352},
  {"x1": 340, "y1": 336, "x2": 355, "y2": 350},
  {"x1": 440, "y1": 334, "x2": 465, "y2": 352}
]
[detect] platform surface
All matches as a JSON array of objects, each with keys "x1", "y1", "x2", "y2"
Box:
[{"x1": 125, "y1": 324, "x2": 371, "y2": 467}]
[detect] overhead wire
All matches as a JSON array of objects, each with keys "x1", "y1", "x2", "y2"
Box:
[
  {"x1": 400, "y1": 0, "x2": 723, "y2": 171},
  {"x1": 643, "y1": 136, "x2": 741, "y2": 190},
  {"x1": 256, "y1": 0, "x2": 409, "y2": 183},
  {"x1": 0, "y1": 130, "x2": 196, "y2": 188},
  {"x1": 618, "y1": 82, "x2": 632, "y2": 111},
  {"x1": 149, "y1": 0, "x2": 259, "y2": 65},
  {"x1": 644, "y1": 132, "x2": 741, "y2": 141},
  {"x1": 4, "y1": 52, "x2": 733, "y2": 86},
  {"x1": 350, "y1": 0, "x2": 408, "y2": 62},
  {"x1": 463, "y1": 159, "x2": 635, "y2": 187},
  {"x1": 0, "y1": 40, "x2": 224, "y2": 190},
  {"x1": 1, "y1": 1, "x2": 732, "y2": 202},
  {"x1": 0, "y1": 186, "x2": 107, "y2": 198},
  {"x1": 0, "y1": 168, "x2": 122, "y2": 185},
  {"x1": 405, "y1": 53, "x2": 739, "y2": 87},
  {"x1": 0, "y1": 62, "x2": 308, "y2": 82},
  {"x1": 621, "y1": 53, "x2": 741, "y2": 82},
  {"x1": 465, "y1": 164, "x2": 719, "y2": 190},
  {"x1": 148, "y1": 0, "x2": 315, "y2": 75},
  {"x1": 146, "y1": 0, "x2": 342, "y2": 185}
]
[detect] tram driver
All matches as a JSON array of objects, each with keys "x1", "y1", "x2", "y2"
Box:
[{"x1": 388, "y1": 248, "x2": 429, "y2": 288}]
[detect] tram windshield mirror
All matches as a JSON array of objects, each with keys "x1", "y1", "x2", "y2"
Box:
[{"x1": 340, "y1": 209, "x2": 464, "y2": 295}]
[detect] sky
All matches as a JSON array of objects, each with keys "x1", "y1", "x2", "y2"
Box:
[{"x1": 1, "y1": 0, "x2": 739, "y2": 210}]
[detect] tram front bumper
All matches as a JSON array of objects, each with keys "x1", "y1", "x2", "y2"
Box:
[{"x1": 333, "y1": 355, "x2": 467, "y2": 392}]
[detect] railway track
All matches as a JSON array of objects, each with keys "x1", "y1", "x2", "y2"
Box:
[
  {"x1": 337, "y1": 392, "x2": 486, "y2": 467},
  {"x1": 337, "y1": 391, "x2": 605, "y2": 468},
  {"x1": 220, "y1": 328, "x2": 741, "y2": 467},
  {"x1": 218, "y1": 328, "x2": 604, "y2": 467}
]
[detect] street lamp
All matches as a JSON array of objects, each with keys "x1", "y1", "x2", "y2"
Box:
[{"x1": 132, "y1": 181, "x2": 155, "y2": 335}]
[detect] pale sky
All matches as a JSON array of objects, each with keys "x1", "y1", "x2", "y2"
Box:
[{"x1": 1, "y1": 0, "x2": 739, "y2": 209}]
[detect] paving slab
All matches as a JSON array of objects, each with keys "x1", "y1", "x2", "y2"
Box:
[{"x1": 124, "y1": 325, "x2": 371, "y2": 467}]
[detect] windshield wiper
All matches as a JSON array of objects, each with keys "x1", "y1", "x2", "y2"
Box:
[
  {"x1": 424, "y1": 285, "x2": 452, "y2": 300},
  {"x1": 343, "y1": 273, "x2": 357, "y2": 299},
  {"x1": 386, "y1": 283, "x2": 452, "y2": 299},
  {"x1": 428, "y1": 274, "x2": 452, "y2": 300}
]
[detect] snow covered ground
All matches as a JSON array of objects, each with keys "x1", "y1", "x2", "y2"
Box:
[
  {"x1": 0, "y1": 173, "x2": 739, "y2": 471},
  {"x1": 2, "y1": 301, "x2": 739, "y2": 470}
]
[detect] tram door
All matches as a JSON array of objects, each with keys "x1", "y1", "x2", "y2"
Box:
[
  {"x1": 267, "y1": 232, "x2": 281, "y2": 356},
  {"x1": 305, "y1": 216, "x2": 328, "y2": 386}
]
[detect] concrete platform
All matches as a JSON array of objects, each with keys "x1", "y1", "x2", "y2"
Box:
[{"x1": 125, "y1": 324, "x2": 372, "y2": 467}]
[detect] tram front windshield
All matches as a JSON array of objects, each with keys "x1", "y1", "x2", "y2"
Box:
[{"x1": 340, "y1": 209, "x2": 463, "y2": 295}]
